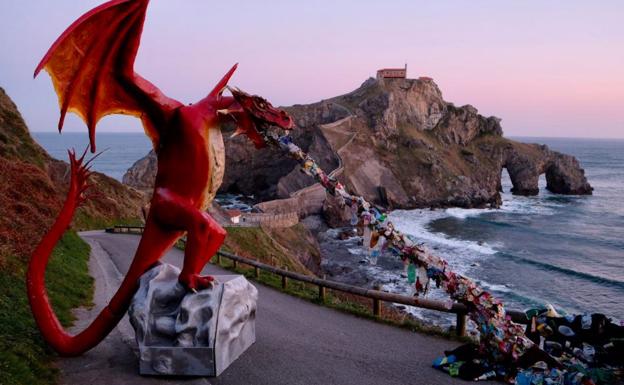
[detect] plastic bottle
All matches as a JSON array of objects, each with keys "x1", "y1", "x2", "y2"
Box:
[
  {"x1": 407, "y1": 263, "x2": 416, "y2": 284},
  {"x1": 474, "y1": 371, "x2": 496, "y2": 381}
]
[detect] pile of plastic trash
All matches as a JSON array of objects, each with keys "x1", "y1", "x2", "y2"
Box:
[
  {"x1": 434, "y1": 308, "x2": 623, "y2": 384},
  {"x1": 258, "y1": 128, "x2": 622, "y2": 385}
]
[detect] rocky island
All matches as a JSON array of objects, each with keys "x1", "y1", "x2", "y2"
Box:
[{"x1": 124, "y1": 76, "x2": 592, "y2": 222}]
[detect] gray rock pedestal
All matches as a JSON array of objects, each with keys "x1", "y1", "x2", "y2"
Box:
[{"x1": 129, "y1": 264, "x2": 257, "y2": 376}]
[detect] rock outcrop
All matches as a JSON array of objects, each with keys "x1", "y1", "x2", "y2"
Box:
[
  {"x1": 500, "y1": 142, "x2": 592, "y2": 196},
  {"x1": 122, "y1": 149, "x2": 157, "y2": 191},
  {"x1": 123, "y1": 76, "x2": 591, "y2": 214}
]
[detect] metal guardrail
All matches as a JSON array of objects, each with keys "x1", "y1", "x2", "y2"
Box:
[
  {"x1": 108, "y1": 225, "x2": 529, "y2": 336},
  {"x1": 106, "y1": 225, "x2": 145, "y2": 233}
]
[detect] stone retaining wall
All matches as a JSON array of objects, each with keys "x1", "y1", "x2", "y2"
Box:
[{"x1": 236, "y1": 212, "x2": 299, "y2": 228}]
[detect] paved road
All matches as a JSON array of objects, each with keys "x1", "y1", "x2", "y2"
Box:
[{"x1": 59, "y1": 231, "x2": 479, "y2": 385}]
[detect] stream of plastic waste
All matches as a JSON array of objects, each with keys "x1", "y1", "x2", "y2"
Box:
[{"x1": 256, "y1": 127, "x2": 623, "y2": 383}]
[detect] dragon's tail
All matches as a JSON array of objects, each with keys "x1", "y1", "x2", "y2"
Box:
[{"x1": 26, "y1": 149, "x2": 124, "y2": 356}]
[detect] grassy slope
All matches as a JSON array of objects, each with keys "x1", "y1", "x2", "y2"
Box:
[
  {"x1": 222, "y1": 225, "x2": 317, "y2": 275},
  {"x1": 0, "y1": 87, "x2": 141, "y2": 385},
  {"x1": 0, "y1": 231, "x2": 92, "y2": 385}
]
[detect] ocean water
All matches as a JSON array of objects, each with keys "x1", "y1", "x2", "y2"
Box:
[
  {"x1": 34, "y1": 133, "x2": 624, "y2": 321},
  {"x1": 389, "y1": 137, "x2": 624, "y2": 321},
  {"x1": 32, "y1": 132, "x2": 152, "y2": 181}
]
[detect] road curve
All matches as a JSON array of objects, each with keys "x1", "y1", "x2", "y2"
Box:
[{"x1": 58, "y1": 231, "x2": 478, "y2": 385}]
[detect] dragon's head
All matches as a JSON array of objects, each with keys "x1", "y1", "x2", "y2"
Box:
[{"x1": 220, "y1": 87, "x2": 294, "y2": 148}]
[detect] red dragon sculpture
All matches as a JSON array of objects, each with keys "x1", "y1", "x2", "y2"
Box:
[{"x1": 28, "y1": 0, "x2": 293, "y2": 356}]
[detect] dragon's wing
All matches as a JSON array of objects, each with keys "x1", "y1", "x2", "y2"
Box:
[{"x1": 35, "y1": 0, "x2": 181, "y2": 152}]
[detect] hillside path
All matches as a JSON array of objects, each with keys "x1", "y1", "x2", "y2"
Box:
[{"x1": 58, "y1": 231, "x2": 487, "y2": 385}]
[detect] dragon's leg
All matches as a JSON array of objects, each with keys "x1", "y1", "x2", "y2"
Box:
[
  {"x1": 178, "y1": 211, "x2": 226, "y2": 290},
  {"x1": 152, "y1": 188, "x2": 226, "y2": 291}
]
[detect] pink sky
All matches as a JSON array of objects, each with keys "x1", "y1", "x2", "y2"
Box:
[{"x1": 1, "y1": 0, "x2": 622, "y2": 138}]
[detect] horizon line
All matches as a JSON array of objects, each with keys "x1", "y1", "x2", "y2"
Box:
[{"x1": 30, "y1": 130, "x2": 624, "y2": 141}]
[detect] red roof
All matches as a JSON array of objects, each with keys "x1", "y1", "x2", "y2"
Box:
[
  {"x1": 226, "y1": 209, "x2": 242, "y2": 218},
  {"x1": 377, "y1": 68, "x2": 406, "y2": 72}
]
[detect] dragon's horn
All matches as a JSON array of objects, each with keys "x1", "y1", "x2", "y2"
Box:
[{"x1": 208, "y1": 63, "x2": 238, "y2": 99}]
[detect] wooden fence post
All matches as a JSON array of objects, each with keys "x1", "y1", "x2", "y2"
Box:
[
  {"x1": 456, "y1": 312, "x2": 467, "y2": 337},
  {"x1": 216, "y1": 253, "x2": 221, "y2": 265},
  {"x1": 281, "y1": 267, "x2": 288, "y2": 290},
  {"x1": 254, "y1": 266, "x2": 260, "y2": 278},
  {"x1": 373, "y1": 284, "x2": 382, "y2": 318},
  {"x1": 319, "y1": 274, "x2": 326, "y2": 302},
  {"x1": 233, "y1": 259, "x2": 238, "y2": 270}
]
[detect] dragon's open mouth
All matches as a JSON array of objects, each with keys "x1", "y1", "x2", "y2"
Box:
[{"x1": 221, "y1": 87, "x2": 294, "y2": 148}]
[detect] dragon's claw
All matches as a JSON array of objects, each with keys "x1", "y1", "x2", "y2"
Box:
[{"x1": 179, "y1": 274, "x2": 215, "y2": 292}]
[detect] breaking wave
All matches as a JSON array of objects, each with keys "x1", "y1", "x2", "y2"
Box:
[{"x1": 389, "y1": 210, "x2": 499, "y2": 258}]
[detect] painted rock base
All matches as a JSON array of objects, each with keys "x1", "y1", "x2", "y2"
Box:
[{"x1": 129, "y1": 264, "x2": 258, "y2": 376}]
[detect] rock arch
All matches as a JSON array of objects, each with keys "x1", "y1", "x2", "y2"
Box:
[{"x1": 501, "y1": 143, "x2": 592, "y2": 196}]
